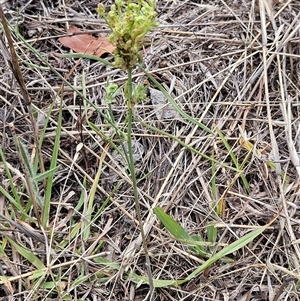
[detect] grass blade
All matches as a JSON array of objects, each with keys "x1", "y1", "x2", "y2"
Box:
[
  {"x1": 153, "y1": 207, "x2": 190, "y2": 240},
  {"x1": 185, "y1": 215, "x2": 278, "y2": 281},
  {"x1": 6, "y1": 237, "x2": 45, "y2": 270},
  {"x1": 140, "y1": 65, "x2": 213, "y2": 134},
  {"x1": 215, "y1": 126, "x2": 250, "y2": 194},
  {"x1": 42, "y1": 93, "x2": 63, "y2": 228}
]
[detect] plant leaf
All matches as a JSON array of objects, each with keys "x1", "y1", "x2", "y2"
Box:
[
  {"x1": 215, "y1": 126, "x2": 250, "y2": 193},
  {"x1": 153, "y1": 207, "x2": 190, "y2": 240},
  {"x1": 32, "y1": 166, "x2": 60, "y2": 182},
  {"x1": 207, "y1": 221, "x2": 218, "y2": 252},
  {"x1": 6, "y1": 237, "x2": 45, "y2": 270},
  {"x1": 185, "y1": 223, "x2": 270, "y2": 281},
  {"x1": 140, "y1": 65, "x2": 213, "y2": 134}
]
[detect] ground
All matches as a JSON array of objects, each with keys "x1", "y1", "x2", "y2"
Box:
[{"x1": 0, "y1": 0, "x2": 300, "y2": 300}]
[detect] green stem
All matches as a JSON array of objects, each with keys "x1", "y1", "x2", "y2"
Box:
[{"x1": 126, "y1": 68, "x2": 153, "y2": 292}]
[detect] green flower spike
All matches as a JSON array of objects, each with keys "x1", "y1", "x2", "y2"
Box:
[{"x1": 97, "y1": 0, "x2": 158, "y2": 70}]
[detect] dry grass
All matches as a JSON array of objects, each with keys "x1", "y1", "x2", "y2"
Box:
[{"x1": 1, "y1": 0, "x2": 300, "y2": 300}]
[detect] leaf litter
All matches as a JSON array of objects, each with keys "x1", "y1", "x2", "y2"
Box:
[
  {"x1": 59, "y1": 24, "x2": 115, "y2": 57},
  {"x1": 0, "y1": 0, "x2": 300, "y2": 300}
]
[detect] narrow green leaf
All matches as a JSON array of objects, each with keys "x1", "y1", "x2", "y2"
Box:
[
  {"x1": 207, "y1": 221, "x2": 218, "y2": 252},
  {"x1": 57, "y1": 53, "x2": 113, "y2": 66},
  {"x1": 0, "y1": 186, "x2": 23, "y2": 214},
  {"x1": 32, "y1": 166, "x2": 60, "y2": 182},
  {"x1": 154, "y1": 207, "x2": 216, "y2": 256},
  {"x1": 28, "y1": 269, "x2": 44, "y2": 280},
  {"x1": 153, "y1": 207, "x2": 190, "y2": 240},
  {"x1": 75, "y1": 177, "x2": 86, "y2": 211},
  {"x1": 141, "y1": 219, "x2": 271, "y2": 287},
  {"x1": 185, "y1": 224, "x2": 268, "y2": 281},
  {"x1": 42, "y1": 94, "x2": 62, "y2": 227},
  {"x1": 207, "y1": 222, "x2": 217, "y2": 244},
  {"x1": 215, "y1": 127, "x2": 250, "y2": 193},
  {"x1": 190, "y1": 235, "x2": 210, "y2": 257},
  {"x1": 140, "y1": 65, "x2": 213, "y2": 134},
  {"x1": 59, "y1": 222, "x2": 82, "y2": 248},
  {"x1": 17, "y1": 140, "x2": 34, "y2": 177},
  {"x1": 6, "y1": 237, "x2": 45, "y2": 269},
  {"x1": 211, "y1": 148, "x2": 217, "y2": 202},
  {"x1": 39, "y1": 281, "x2": 57, "y2": 289},
  {"x1": 70, "y1": 274, "x2": 91, "y2": 288},
  {"x1": 0, "y1": 147, "x2": 22, "y2": 204},
  {"x1": 93, "y1": 256, "x2": 121, "y2": 270},
  {"x1": 83, "y1": 155, "x2": 103, "y2": 241},
  {"x1": 137, "y1": 118, "x2": 240, "y2": 173}
]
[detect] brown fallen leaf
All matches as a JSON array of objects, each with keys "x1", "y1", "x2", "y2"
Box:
[{"x1": 59, "y1": 25, "x2": 115, "y2": 57}]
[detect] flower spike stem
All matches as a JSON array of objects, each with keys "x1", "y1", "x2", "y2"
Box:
[{"x1": 98, "y1": 0, "x2": 158, "y2": 295}]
